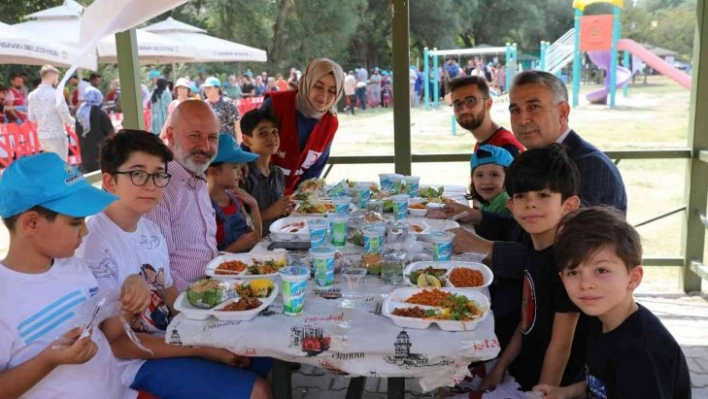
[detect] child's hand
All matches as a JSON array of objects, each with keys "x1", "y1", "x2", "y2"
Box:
[
  {"x1": 268, "y1": 197, "x2": 295, "y2": 217},
  {"x1": 448, "y1": 227, "x2": 492, "y2": 255},
  {"x1": 236, "y1": 231, "x2": 260, "y2": 250},
  {"x1": 232, "y1": 187, "x2": 258, "y2": 208},
  {"x1": 199, "y1": 347, "x2": 251, "y2": 368},
  {"x1": 120, "y1": 275, "x2": 151, "y2": 314},
  {"x1": 532, "y1": 383, "x2": 578, "y2": 399},
  {"x1": 42, "y1": 327, "x2": 98, "y2": 366}
]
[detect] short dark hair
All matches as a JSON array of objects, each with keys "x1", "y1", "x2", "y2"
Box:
[
  {"x1": 446, "y1": 76, "x2": 490, "y2": 98},
  {"x1": 511, "y1": 71, "x2": 568, "y2": 103},
  {"x1": 505, "y1": 143, "x2": 579, "y2": 201},
  {"x1": 9, "y1": 72, "x2": 24, "y2": 80},
  {"x1": 555, "y1": 207, "x2": 641, "y2": 272},
  {"x1": 99, "y1": 129, "x2": 173, "y2": 174},
  {"x1": 2, "y1": 206, "x2": 58, "y2": 231},
  {"x1": 0, "y1": 84, "x2": 7, "y2": 93},
  {"x1": 89, "y1": 73, "x2": 101, "y2": 80},
  {"x1": 240, "y1": 108, "x2": 279, "y2": 137}
]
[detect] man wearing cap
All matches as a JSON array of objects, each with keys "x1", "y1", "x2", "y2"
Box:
[
  {"x1": 203, "y1": 77, "x2": 240, "y2": 140},
  {"x1": 145, "y1": 101, "x2": 218, "y2": 291},
  {"x1": 27, "y1": 65, "x2": 75, "y2": 161},
  {"x1": 448, "y1": 75, "x2": 524, "y2": 157}
]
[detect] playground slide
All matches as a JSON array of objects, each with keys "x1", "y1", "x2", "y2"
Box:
[
  {"x1": 585, "y1": 39, "x2": 692, "y2": 104},
  {"x1": 585, "y1": 50, "x2": 633, "y2": 104},
  {"x1": 617, "y1": 39, "x2": 691, "y2": 89}
]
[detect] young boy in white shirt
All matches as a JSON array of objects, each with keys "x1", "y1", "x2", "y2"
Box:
[
  {"x1": 0, "y1": 152, "x2": 150, "y2": 399},
  {"x1": 76, "y1": 130, "x2": 272, "y2": 399}
]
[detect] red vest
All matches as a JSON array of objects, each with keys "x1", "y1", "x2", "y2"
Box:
[
  {"x1": 474, "y1": 127, "x2": 525, "y2": 154},
  {"x1": 267, "y1": 90, "x2": 338, "y2": 195},
  {"x1": 8, "y1": 87, "x2": 27, "y2": 122}
]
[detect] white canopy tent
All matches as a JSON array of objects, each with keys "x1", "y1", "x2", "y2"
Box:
[
  {"x1": 143, "y1": 17, "x2": 267, "y2": 63},
  {"x1": 0, "y1": 22, "x2": 97, "y2": 69},
  {"x1": 13, "y1": 0, "x2": 195, "y2": 64}
]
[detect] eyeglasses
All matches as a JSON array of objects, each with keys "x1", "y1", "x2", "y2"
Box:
[
  {"x1": 114, "y1": 170, "x2": 171, "y2": 187},
  {"x1": 450, "y1": 96, "x2": 488, "y2": 110}
]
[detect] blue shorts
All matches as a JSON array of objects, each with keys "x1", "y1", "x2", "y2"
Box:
[{"x1": 131, "y1": 357, "x2": 272, "y2": 399}]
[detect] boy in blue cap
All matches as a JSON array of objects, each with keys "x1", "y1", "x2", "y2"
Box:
[
  {"x1": 0, "y1": 152, "x2": 150, "y2": 398},
  {"x1": 469, "y1": 144, "x2": 514, "y2": 217},
  {"x1": 208, "y1": 134, "x2": 262, "y2": 252}
]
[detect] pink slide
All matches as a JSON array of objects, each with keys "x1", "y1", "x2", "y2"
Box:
[
  {"x1": 585, "y1": 39, "x2": 691, "y2": 104},
  {"x1": 617, "y1": 39, "x2": 691, "y2": 89}
]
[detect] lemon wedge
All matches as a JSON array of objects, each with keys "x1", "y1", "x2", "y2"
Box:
[{"x1": 417, "y1": 274, "x2": 441, "y2": 288}]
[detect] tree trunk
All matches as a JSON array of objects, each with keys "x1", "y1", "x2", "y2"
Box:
[{"x1": 270, "y1": 0, "x2": 292, "y2": 65}]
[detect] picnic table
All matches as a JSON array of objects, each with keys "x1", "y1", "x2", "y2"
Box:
[{"x1": 164, "y1": 184, "x2": 500, "y2": 398}]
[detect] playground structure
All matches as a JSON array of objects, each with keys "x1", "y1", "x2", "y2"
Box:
[
  {"x1": 569, "y1": 0, "x2": 692, "y2": 107},
  {"x1": 422, "y1": 44, "x2": 516, "y2": 110}
]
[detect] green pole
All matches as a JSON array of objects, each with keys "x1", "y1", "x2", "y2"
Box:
[
  {"x1": 115, "y1": 29, "x2": 144, "y2": 130},
  {"x1": 392, "y1": 0, "x2": 411, "y2": 176},
  {"x1": 424, "y1": 47, "x2": 430, "y2": 110},
  {"x1": 681, "y1": 0, "x2": 708, "y2": 292},
  {"x1": 623, "y1": 50, "x2": 630, "y2": 97},
  {"x1": 572, "y1": 8, "x2": 582, "y2": 107}
]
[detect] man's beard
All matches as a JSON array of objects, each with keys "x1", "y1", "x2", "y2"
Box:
[
  {"x1": 458, "y1": 109, "x2": 485, "y2": 131},
  {"x1": 173, "y1": 142, "x2": 216, "y2": 175}
]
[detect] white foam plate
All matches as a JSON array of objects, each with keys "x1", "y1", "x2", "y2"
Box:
[
  {"x1": 403, "y1": 261, "x2": 493, "y2": 289},
  {"x1": 205, "y1": 251, "x2": 287, "y2": 280},
  {"x1": 403, "y1": 217, "x2": 459, "y2": 240},
  {"x1": 382, "y1": 287, "x2": 489, "y2": 331},
  {"x1": 269, "y1": 216, "x2": 313, "y2": 241},
  {"x1": 174, "y1": 281, "x2": 279, "y2": 321}
]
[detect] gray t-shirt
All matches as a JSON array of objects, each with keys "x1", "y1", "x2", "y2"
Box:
[{"x1": 242, "y1": 161, "x2": 286, "y2": 233}]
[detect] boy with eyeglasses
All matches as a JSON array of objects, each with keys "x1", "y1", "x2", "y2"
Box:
[
  {"x1": 76, "y1": 130, "x2": 273, "y2": 398},
  {"x1": 447, "y1": 76, "x2": 524, "y2": 157}
]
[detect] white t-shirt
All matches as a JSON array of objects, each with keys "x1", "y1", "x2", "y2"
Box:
[
  {"x1": 76, "y1": 213, "x2": 173, "y2": 387},
  {"x1": 0, "y1": 257, "x2": 134, "y2": 399}
]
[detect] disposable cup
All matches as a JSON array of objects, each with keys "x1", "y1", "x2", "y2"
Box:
[
  {"x1": 327, "y1": 180, "x2": 349, "y2": 197},
  {"x1": 353, "y1": 184, "x2": 371, "y2": 209},
  {"x1": 366, "y1": 199, "x2": 384, "y2": 214},
  {"x1": 391, "y1": 194, "x2": 409, "y2": 220},
  {"x1": 403, "y1": 176, "x2": 420, "y2": 197},
  {"x1": 362, "y1": 225, "x2": 386, "y2": 254},
  {"x1": 430, "y1": 231, "x2": 454, "y2": 261},
  {"x1": 379, "y1": 173, "x2": 394, "y2": 191},
  {"x1": 328, "y1": 213, "x2": 349, "y2": 247},
  {"x1": 279, "y1": 266, "x2": 310, "y2": 316},
  {"x1": 390, "y1": 174, "x2": 405, "y2": 194},
  {"x1": 310, "y1": 246, "x2": 337, "y2": 287},
  {"x1": 426, "y1": 202, "x2": 447, "y2": 219},
  {"x1": 341, "y1": 267, "x2": 367, "y2": 299},
  {"x1": 307, "y1": 218, "x2": 329, "y2": 248},
  {"x1": 331, "y1": 196, "x2": 352, "y2": 215}
]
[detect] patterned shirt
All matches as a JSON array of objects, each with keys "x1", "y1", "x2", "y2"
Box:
[
  {"x1": 206, "y1": 96, "x2": 239, "y2": 138},
  {"x1": 145, "y1": 160, "x2": 218, "y2": 292},
  {"x1": 27, "y1": 84, "x2": 74, "y2": 140}
]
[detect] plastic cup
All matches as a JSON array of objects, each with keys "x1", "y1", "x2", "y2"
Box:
[
  {"x1": 307, "y1": 218, "x2": 329, "y2": 248},
  {"x1": 390, "y1": 174, "x2": 404, "y2": 194},
  {"x1": 328, "y1": 213, "x2": 349, "y2": 247},
  {"x1": 391, "y1": 194, "x2": 409, "y2": 220},
  {"x1": 366, "y1": 199, "x2": 384, "y2": 214},
  {"x1": 362, "y1": 225, "x2": 386, "y2": 254},
  {"x1": 426, "y1": 202, "x2": 447, "y2": 219},
  {"x1": 403, "y1": 176, "x2": 420, "y2": 197},
  {"x1": 430, "y1": 231, "x2": 454, "y2": 261},
  {"x1": 353, "y1": 184, "x2": 371, "y2": 209},
  {"x1": 279, "y1": 266, "x2": 310, "y2": 316},
  {"x1": 379, "y1": 173, "x2": 394, "y2": 191},
  {"x1": 331, "y1": 196, "x2": 352, "y2": 215},
  {"x1": 341, "y1": 267, "x2": 367, "y2": 299},
  {"x1": 327, "y1": 180, "x2": 349, "y2": 197},
  {"x1": 310, "y1": 246, "x2": 336, "y2": 287}
]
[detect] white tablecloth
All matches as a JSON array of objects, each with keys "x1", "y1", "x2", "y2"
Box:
[{"x1": 165, "y1": 276, "x2": 499, "y2": 391}]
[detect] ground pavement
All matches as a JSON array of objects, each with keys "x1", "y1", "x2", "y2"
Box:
[{"x1": 288, "y1": 293, "x2": 708, "y2": 398}]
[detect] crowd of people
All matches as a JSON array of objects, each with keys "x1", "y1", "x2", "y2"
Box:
[{"x1": 0, "y1": 56, "x2": 692, "y2": 398}]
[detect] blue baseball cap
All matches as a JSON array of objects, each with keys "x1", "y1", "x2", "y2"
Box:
[
  {"x1": 148, "y1": 70, "x2": 161, "y2": 79},
  {"x1": 212, "y1": 134, "x2": 259, "y2": 164},
  {"x1": 204, "y1": 77, "x2": 221, "y2": 87},
  {"x1": 471, "y1": 145, "x2": 514, "y2": 169},
  {"x1": 0, "y1": 153, "x2": 118, "y2": 218}
]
